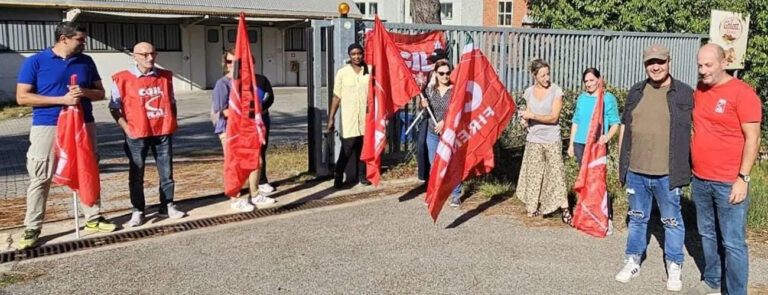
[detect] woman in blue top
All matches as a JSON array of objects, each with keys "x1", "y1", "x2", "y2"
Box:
[
  {"x1": 568, "y1": 68, "x2": 621, "y2": 166},
  {"x1": 211, "y1": 48, "x2": 277, "y2": 212}
]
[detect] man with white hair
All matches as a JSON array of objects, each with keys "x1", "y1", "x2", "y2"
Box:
[{"x1": 110, "y1": 42, "x2": 185, "y2": 227}]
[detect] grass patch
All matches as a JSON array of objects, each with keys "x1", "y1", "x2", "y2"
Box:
[
  {"x1": 748, "y1": 160, "x2": 768, "y2": 229},
  {"x1": 0, "y1": 102, "x2": 31, "y2": 120}
]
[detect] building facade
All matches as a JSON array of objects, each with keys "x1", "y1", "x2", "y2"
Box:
[
  {"x1": 0, "y1": 0, "x2": 362, "y2": 103},
  {"x1": 353, "y1": 0, "x2": 530, "y2": 28}
]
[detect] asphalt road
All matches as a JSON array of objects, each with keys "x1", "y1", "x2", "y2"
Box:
[{"x1": 3, "y1": 195, "x2": 768, "y2": 295}]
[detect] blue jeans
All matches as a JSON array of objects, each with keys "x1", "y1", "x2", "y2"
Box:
[
  {"x1": 426, "y1": 132, "x2": 462, "y2": 202},
  {"x1": 624, "y1": 171, "x2": 685, "y2": 264},
  {"x1": 692, "y1": 176, "x2": 749, "y2": 295},
  {"x1": 124, "y1": 135, "x2": 175, "y2": 212}
]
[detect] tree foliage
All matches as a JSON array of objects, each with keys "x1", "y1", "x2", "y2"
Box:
[{"x1": 530, "y1": 0, "x2": 768, "y2": 151}]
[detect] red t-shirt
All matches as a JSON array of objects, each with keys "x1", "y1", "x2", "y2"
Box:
[{"x1": 692, "y1": 78, "x2": 762, "y2": 182}]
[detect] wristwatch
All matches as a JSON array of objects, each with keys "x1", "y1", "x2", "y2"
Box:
[{"x1": 738, "y1": 173, "x2": 751, "y2": 183}]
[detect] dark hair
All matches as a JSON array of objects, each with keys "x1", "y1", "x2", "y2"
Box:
[
  {"x1": 346, "y1": 43, "x2": 368, "y2": 75},
  {"x1": 347, "y1": 43, "x2": 364, "y2": 54},
  {"x1": 54, "y1": 22, "x2": 86, "y2": 43},
  {"x1": 582, "y1": 68, "x2": 601, "y2": 81},
  {"x1": 529, "y1": 59, "x2": 549, "y2": 75},
  {"x1": 428, "y1": 48, "x2": 449, "y2": 64}
]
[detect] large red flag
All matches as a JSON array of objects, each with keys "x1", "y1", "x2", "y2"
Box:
[
  {"x1": 426, "y1": 37, "x2": 515, "y2": 221},
  {"x1": 52, "y1": 74, "x2": 100, "y2": 206},
  {"x1": 572, "y1": 82, "x2": 610, "y2": 238},
  {"x1": 360, "y1": 15, "x2": 422, "y2": 186},
  {"x1": 365, "y1": 30, "x2": 446, "y2": 87},
  {"x1": 223, "y1": 13, "x2": 267, "y2": 197}
]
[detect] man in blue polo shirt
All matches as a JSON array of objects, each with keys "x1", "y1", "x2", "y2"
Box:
[{"x1": 15, "y1": 21, "x2": 116, "y2": 249}]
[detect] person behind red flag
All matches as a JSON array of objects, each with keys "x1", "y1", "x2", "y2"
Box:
[
  {"x1": 223, "y1": 13, "x2": 268, "y2": 202},
  {"x1": 568, "y1": 68, "x2": 620, "y2": 235},
  {"x1": 426, "y1": 37, "x2": 515, "y2": 221},
  {"x1": 109, "y1": 42, "x2": 184, "y2": 227},
  {"x1": 327, "y1": 43, "x2": 371, "y2": 189},
  {"x1": 571, "y1": 78, "x2": 610, "y2": 238},
  {"x1": 212, "y1": 48, "x2": 277, "y2": 212},
  {"x1": 16, "y1": 22, "x2": 116, "y2": 249},
  {"x1": 359, "y1": 16, "x2": 423, "y2": 186},
  {"x1": 421, "y1": 60, "x2": 463, "y2": 207}
]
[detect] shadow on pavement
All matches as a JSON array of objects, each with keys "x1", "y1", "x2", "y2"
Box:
[{"x1": 445, "y1": 194, "x2": 509, "y2": 229}]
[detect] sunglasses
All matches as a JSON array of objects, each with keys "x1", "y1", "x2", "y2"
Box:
[
  {"x1": 437, "y1": 71, "x2": 451, "y2": 76},
  {"x1": 225, "y1": 59, "x2": 234, "y2": 64}
]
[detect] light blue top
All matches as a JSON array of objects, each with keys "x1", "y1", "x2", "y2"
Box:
[{"x1": 572, "y1": 92, "x2": 620, "y2": 144}]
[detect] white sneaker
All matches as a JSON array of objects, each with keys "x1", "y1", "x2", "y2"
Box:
[
  {"x1": 158, "y1": 203, "x2": 186, "y2": 219},
  {"x1": 615, "y1": 257, "x2": 641, "y2": 283},
  {"x1": 252, "y1": 194, "x2": 276, "y2": 206},
  {"x1": 667, "y1": 262, "x2": 683, "y2": 292},
  {"x1": 258, "y1": 183, "x2": 275, "y2": 193},
  {"x1": 126, "y1": 211, "x2": 144, "y2": 227},
  {"x1": 231, "y1": 198, "x2": 255, "y2": 212}
]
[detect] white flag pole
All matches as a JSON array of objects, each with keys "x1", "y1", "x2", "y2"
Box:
[
  {"x1": 73, "y1": 191, "x2": 80, "y2": 239},
  {"x1": 405, "y1": 109, "x2": 425, "y2": 136},
  {"x1": 419, "y1": 93, "x2": 439, "y2": 126}
]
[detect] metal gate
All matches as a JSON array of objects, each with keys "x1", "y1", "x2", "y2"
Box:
[{"x1": 308, "y1": 19, "x2": 707, "y2": 176}]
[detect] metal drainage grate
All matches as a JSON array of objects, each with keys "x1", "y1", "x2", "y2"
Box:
[{"x1": 0, "y1": 191, "x2": 390, "y2": 265}]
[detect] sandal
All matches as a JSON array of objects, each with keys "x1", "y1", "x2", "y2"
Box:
[
  {"x1": 561, "y1": 207, "x2": 573, "y2": 227},
  {"x1": 529, "y1": 210, "x2": 541, "y2": 217}
]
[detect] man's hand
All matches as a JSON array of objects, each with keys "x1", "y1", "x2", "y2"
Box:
[
  {"x1": 222, "y1": 109, "x2": 230, "y2": 118},
  {"x1": 326, "y1": 119, "x2": 335, "y2": 133},
  {"x1": 61, "y1": 87, "x2": 81, "y2": 106},
  {"x1": 567, "y1": 144, "x2": 575, "y2": 157},
  {"x1": 729, "y1": 178, "x2": 748, "y2": 204},
  {"x1": 420, "y1": 98, "x2": 429, "y2": 108},
  {"x1": 598, "y1": 135, "x2": 609, "y2": 144}
]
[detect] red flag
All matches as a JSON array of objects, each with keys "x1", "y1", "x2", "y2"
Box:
[
  {"x1": 52, "y1": 74, "x2": 100, "y2": 206},
  {"x1": 360, "y1": 15, "x2": 422, "y2": 186},
  {"x1": 365, "y1": 30, "x2": 446, "y2": 87},
  {"x1": 572, "y1": 82, "x2": 610, "y2": 238},
  {"x1": 426, "y1": 37, "x2": 515, "y2": 221},
  {"x1": 223, "y1": 13, "x2": 267, "y2": 197}
]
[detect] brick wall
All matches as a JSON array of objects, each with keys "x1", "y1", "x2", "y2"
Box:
[{"x1": 482, "y1": 0, "x2": 529, "y2": 28}]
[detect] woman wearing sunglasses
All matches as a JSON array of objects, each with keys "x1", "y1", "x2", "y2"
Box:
[
  {"x1": 210, "y1": 48, "x2": 277, "y2": 212},
  {"x1": 516, "y1": 59, "x2": 572, "y2": 225},
  {"x1": 421, "y1": 60, "x2": 463, "y2": 207}
]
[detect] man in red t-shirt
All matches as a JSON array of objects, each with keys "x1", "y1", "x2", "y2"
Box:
[
  {"x1": 109, "y1": 42, "x2": 184, "y2": 227},
  {"x1": 688, "y1": 43, "x2": 762, "y2": 295}
]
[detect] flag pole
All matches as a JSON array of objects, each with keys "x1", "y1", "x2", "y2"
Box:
[
  {"x1": 405, "y1": 109, "x2": 425, "y2": 136},
  {"x1": 73, "y1": 191, "x2": 80, "y2": 239},
  {"x1": 418, "y1": 93, "x2": 439, "y2": 126}
]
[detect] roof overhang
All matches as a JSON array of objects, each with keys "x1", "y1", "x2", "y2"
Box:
[{"x1": 0, "y1": 0, "x2": 363, "y2": 20}]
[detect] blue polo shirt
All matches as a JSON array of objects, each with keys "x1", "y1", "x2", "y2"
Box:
[{"x1": 17, "y1": 48, "x2": 101, "y2": 126}]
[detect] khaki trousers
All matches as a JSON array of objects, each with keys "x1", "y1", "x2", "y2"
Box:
[{"x1": 24, "y1": 123, "x2": 102, "y2": 230}]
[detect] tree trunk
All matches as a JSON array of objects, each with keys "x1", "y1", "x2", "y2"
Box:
[{"x1": 410, "y1": 0, "x2": 441, "y2": 24}]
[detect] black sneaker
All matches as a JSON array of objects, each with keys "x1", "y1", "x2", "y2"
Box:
[{"x1": 359, "y1": 179, "x2": 372, "y2": 186}]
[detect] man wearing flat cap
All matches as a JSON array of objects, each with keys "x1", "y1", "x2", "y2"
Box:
[{"x1": 614, "y1": 44, "x2": 694, "y2": 292}]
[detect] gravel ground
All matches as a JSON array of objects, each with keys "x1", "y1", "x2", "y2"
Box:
[{"x1": 4, "y1": 194, "x2": 768, "y2": 295}]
